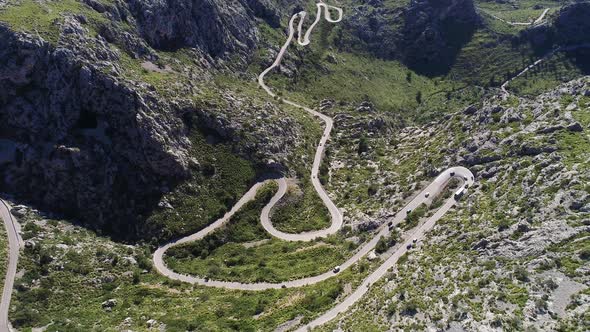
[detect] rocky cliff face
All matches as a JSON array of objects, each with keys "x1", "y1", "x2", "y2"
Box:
[
  {"x1": 322, "y1": 76, "x2": 590, "y2": 331},
  {"x1": 0, "y1": 0, "x2": 305, "y2": 238},
  {"x1": 520, "y1": 2, "x2": 590, "y2": 53},
  {"x1": 0, "y1": 19, "x2": 191, "y2": 235},
  {"x1": 398, "y1": 0, "x2": 479, "y2": 74},
  {"x1": 126, "y1": 0, "x2": 280, "y2": 55},
  {"x1": 552, "y1": 2, "x2": 590, "y2": 46},
  {"x1": 345, "y1": 0, "x2": 480, "y2": 75}
]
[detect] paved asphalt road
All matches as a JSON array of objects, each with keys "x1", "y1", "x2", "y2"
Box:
[
  {"x1": 153, "y1": 167, "x2": 474, "y2": 290},
  {"x1": 298, "y1": 168, "x2": 474, "y2": 331},
  {"x1": 0, "y1": 199, "x2": 22, "y2": 332},
  {"x1": 152, "y1": 2, "x2": 477, "y2": 330},
  {"x1": 257, "y1": 2, "x2": 344, "y2": 241},
  {"x1": 0, "y1": 2, "x2": 476, "y2": 329}
]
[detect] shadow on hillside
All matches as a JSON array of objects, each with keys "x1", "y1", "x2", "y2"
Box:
[
  {"x1": 402, "y1": 17, "x2": 478, "y2": 77},
  {"x1": 565, "y1": 48, "x2": 590, "y2": 74}
]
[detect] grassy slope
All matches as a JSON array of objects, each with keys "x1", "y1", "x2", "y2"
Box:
[
  {"x1": 1, "y1": 1, "x2": 589, "y2": 331},
  {"x1": 0, "y1": 0, "x2": 108, "y2": 43},
  {"x1": 509, "y1": 49, "x2": 590, "y2": 96},
  {"x1": 270, "y1": 178, "x2": 332, "y2": 233},
  {"x1": 476, "y1": 0, "x2": 560, "y2": 23},
  {"x1": 11, "y1": 210, "x2": 376, "y2": 331},
  {"x1": 165, "y1": 183, "x2": 354, "y2": 283},
  {"x1": 144, "y1": 128, "x2": 256, "y2": 243},
  {"x1": 253, "y1": 19, "x2": 485, "y2": 123}
]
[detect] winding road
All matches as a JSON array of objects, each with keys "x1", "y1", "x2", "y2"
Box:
[
  {"x1": 0, "y1": 2, "x2": 476, "y2": 330},
  {"x1": 0, "y1": 199, "x2": 22, "y2": 332},
  {"x1": 257, "y1": 2, "x2": 344, "y2": 242},
  {"x1": 153, "y1": 167, "x2": 473, "y2": 291},
  {"x1": 153, "y1": 1, "x2": 476, "y2": 329}
]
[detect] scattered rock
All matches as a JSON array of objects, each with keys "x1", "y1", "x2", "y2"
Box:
[
  {"x1": 9, "y1": 206, "x2": 26, "y2": 218},
  {"x1": 566, "y1": 122, "x2": 584, "y2": 132},
  {"x1": 356, "y1": 101, "x2": 375, "y2": 113},
  {"x1": 102, "y1": 299, "x2": 117, "y2": 311},
  {"x1": 516, "y1": 222, "x2": 531, "y2": 233},
  {"x1": 463, "y1": 105, "x2": 478, "y2": 115},
  {"x1": 501, "y1": 108, "x2": 523, "y2": 123},
  {"x1": 146, "y1": 319, "x2": 158, "y2": 328}
]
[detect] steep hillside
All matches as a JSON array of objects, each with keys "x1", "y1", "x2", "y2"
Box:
[
  {"x1": 0, "y1": 0, "x2": 308, "y2": 240},
  {"x1": 1, "y1": 0, "x2": 589, "y2": 331},
  {"x1": 345, "y1": 0, "x2": 480, "y2": 75},
  {"x1": 318, "y1": 76, "x2": 590, "y2": 332}
]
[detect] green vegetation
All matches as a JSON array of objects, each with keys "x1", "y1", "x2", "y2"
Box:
[
  {"x1": 510, "y1": 50, "x2": 590, "y2": 96},
  {"x1": 558, "y1": 98, "x2": 590, "y2": 169},
  {"x1": 0, "y1": 0, "x2": 108, "y2": 44},
  {"x1": 2, "y1": 0, "x2": 589, "y2": 330},
  {"x1": 145, "y1": 126, "x2": 256, "y2": 243},
  {"x1": 261, "y1": 49, "x2": 485, "y2": 123},
  {"x1": 12, "y1": 211, "x2": 375, "y2": 331},
  {"x1": 271, "y1": 180, "x2": 332, "y2": 233},
  {"x1": 375, "y1": 232, "x2": 400, "y2": 254},
  {"x1": 165, "y1": 183, "x2": 353, "y2": 283},
  {"x1": 476, "y1": 0, "x2": 557, "y2": 24},
  {"x1": 549, "y1": 233, "x2": 590, "y2": 277},
  {"x1": 317, "y1": 85, "x2": 589, "y2": 330},
  {"x1": 403, "y1": 203, "x2": 428, "y2": 230},
  {"x1": 250, "y1": 0, "x2": 584, "y2": 127}
]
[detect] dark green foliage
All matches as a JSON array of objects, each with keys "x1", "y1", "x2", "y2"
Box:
[
  {"x1": 165, "y1": 183, "x2": 354, "y2": 283},
  {"x1": 358, "y1": 136, "x2": 369, "y2": 155},
  {"x1": 404, "y1": 204, "x2": 428, "y2": 230},
  {"x1": 401, "y1": 299, "x2": 419, "y2": 316},
  {"x1": 375, "y1": 233, "x2": 400, "y2": 254},
  {"x1": 513, "y1": 266, "x2": 529, "y2": 282},
  {"x1": 145, "y1": 128, "x2": 256, "y2": 243}
]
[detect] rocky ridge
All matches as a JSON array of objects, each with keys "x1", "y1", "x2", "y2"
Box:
[
  {"x1": 0, "y1": 0, "x2": 308, "y2": 238},
  {"x1": 321, "y1": 77, "x2": 590, "y2": 331},
  {"x1": 345, "y1": 0, "x2": 480, "y2": 74},
  {"x1": 125, "y1": 0, "x2": 281, "y2": 55}
]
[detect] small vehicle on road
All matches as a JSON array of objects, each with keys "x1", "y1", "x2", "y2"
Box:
[
  {"x1": 387, "y1": 221, "x2": 393, "y2": 227},
  {"x1": 413, "y1": 238, "x2": 418, "y2": 243},
  {"x1": 425, "y1": 192, "x2": 430, "y2": 198},
  {"x1": 454, "y1": 188, "x2": 465, "y2": 200},
  {"x1": 406, "y1": 244, "x2": 413, "y2": 250},
  {"x1": 281, "y1": 285, "x2": 287, "y2": 289},
  {"x1": 333, "y1": 266, "x2": 341, "y2": 273},
  {"x1": 407, "y1": 209, "x2": 412, "y2": 215},
  {"x1": 450, "y1": 172, "x2": 455, "y2": 177}
]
